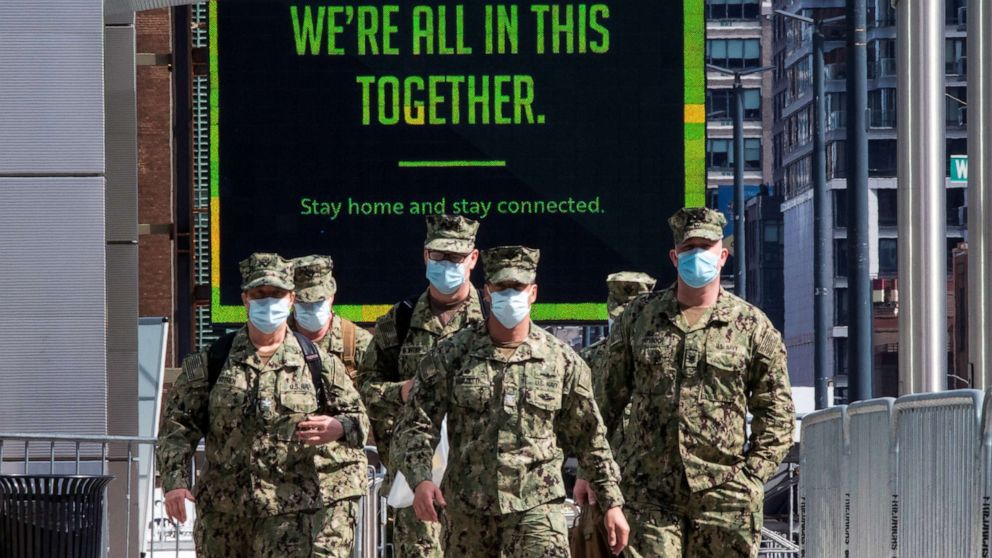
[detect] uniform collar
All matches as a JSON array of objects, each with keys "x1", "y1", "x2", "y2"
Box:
[
  {"x1": 229, "y1": 326, "x2": 305, "y2": 371},
  {"x1": 656, "y1": 285, "x2": 737, "y2": 332},
  {"x1": 470, "y1": 322, "x2": 549, "y2": 363},
  {"x1": 411, "y1": 287, "x2": 485, "y2": 335}
]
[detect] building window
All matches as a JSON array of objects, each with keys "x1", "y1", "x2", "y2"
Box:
[
  {"x1": 869, "y1": 139, "x2": 897, "y2": 177},
  {"x1": 878, "y1": 238, "x2": 898, "y2": 276},
  {"x1": 706, "y1": 0, "x2": 760, "y2": 20},
  {"x1": 835, "y1": 287, "x2": 849, "y2": 326},
  {"x1": 707, "y1": 88, "x2": 761, "y2": 120},
  {"x1": 947, "y1": 188, "x2": 965, "y2": 226},
  {"x1": 835, "y1": 337, "x2": 849, "y2": 378},
  {"x1": 834, "y1": 239, "x2": 849, "y2": 278},
  {"x1": 946, "y1": 0, "x2": 966, "y2": 25},
  {"x1": 706, "y1": 39, "x2": 761, "y2": 70},
  {"x1": 946, "y1": 38, "x2": 967, "y2": 75},
  {"x1": 877, "y1": 189, "x2": 897, "y2": 227},
  {"x1": 828, "y1": 141, "x2": 847, "y2": 179},
  {"x1": 947, "y1": 87, "x2": 967, "y2": 126},
  {"x1": 868, "y1": 0, "x2": 896, "y2": 27},
  {"x1": 868, "y1": 89, "x2": 897, "y2": 128},
  {"x1": 706, "y1": 138, "x2": 762, "y2": 171},
  {"x1": 833, "y1": 190, "x2": 848, "y2": 228}
]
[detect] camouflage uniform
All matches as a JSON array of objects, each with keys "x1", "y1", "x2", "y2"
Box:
[
  {"x1": 394, "y1": 246, "x2": 625, "y2": 558},
  {"x1": 356, "y1": 215, "x2": 483, "y2": 557},
  {"x1": 579, "y1": 271, "x2": 656, "y2": 449},
  {"x1": 290, "y1": 255, "x2": 373, "y2": 379},
  {"x1": 157, "y1": 253, "x2": 370, "y2": 558},
  {"x1": 598, "y1": 209, "x2": 795, "y2": 558}
]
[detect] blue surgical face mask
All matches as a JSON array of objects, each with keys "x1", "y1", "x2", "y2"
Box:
[
  {"x1": 426, "y1": 259, "x2": 467, "y2": 294},
  {"x1": 248, "y1": 297, "x2": 292, "y2": 334},
  {"x1": 677, "y1": 248, "x2": 720, "y2": 288},
  {"x1": 295, "y1": 300, "x2": 331, "y2": 333},
  {"x1": 489, "y1": 288, "x2": 532, "y2": 328}
]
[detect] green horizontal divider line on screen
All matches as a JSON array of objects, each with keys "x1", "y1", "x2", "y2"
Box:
[
  {"x1": 211, "y1": 295, "x2": 607, "y2": 325},
  {"x1": 398, "y1": 160, "x2": 507, "y2": 168}
]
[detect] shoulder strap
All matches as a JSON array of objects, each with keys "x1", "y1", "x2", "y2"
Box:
[
  {"x1": 207, "y1": 332, "x2": 238, "y2": 390},
  {"x1": 293, "y1": 331, "x2": 328, "y2": 410},
  {"x1": 394, "y1": 296, "x2": 419, "y2": 347},
  {"x1": 341, "y1": 318, "x2": 357, "y2": 369}
]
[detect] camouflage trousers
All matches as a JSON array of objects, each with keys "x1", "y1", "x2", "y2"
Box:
[
  {"x1": 393, "y1": 504, "x2": 443, "y2": 558},
  {"x1": 194, "y1": 498, "x2": 359, "y2": 558},
  {"x1": 623, "y1": 469, "x2": 763, "y2": 558},
  {"x1": 441, "y1": 499, "x2": 570, "y2": 558}
]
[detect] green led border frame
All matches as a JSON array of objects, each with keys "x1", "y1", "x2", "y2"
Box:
[{"x1": 209, "y1": 1, "x2": 705, "y2": 324}]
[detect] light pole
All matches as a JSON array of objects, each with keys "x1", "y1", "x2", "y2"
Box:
[
  {"x1": 774, "y1": 11, "x2": 842, "y2": 409},
  {"x1": 707, "y1": 64, "x2": 774, "y2": 301}
]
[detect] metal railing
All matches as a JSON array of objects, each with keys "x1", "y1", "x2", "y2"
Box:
[{"x1": 0, "y1": 432, "x2": 157, "y2": 558}]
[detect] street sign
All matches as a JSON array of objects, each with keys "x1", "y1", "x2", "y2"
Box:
[{"x1": 950, "y1": 154, "x2": 968, "y2": 184}]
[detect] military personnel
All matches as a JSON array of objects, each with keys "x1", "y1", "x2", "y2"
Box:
[
  {"x1": 289, "y1": 255, "x2": 373, "y2": 379},
  {"x1": 393, "y1": 246, "x2": 630, "y2": 557},
  {"x1": 157, "y1": 253, "x2": 371, "y2": 558},
  {"x1": 576, "y1": 208, "x2": 794, "y2": 558},
  {"x1": 579, "y1": 271, "x2": 657, "y2": 424},
  {"x1": 356, "y1": 214, "x2": 485, "y2": 557}
]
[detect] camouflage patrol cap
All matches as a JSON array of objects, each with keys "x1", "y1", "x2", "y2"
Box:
[
  {"x1": 424, "y1": 214, "x2": 479, "y2": 254},
  {"x1": 606, "y1": 271, "x2": 657, "y2": 319},
  {"x1": 668, "y1": 207, "x2": 727, "y2": 245},
  {"x1": 292, "y1": 255, "x2": 337, "y2": 303},
  {"x1": 239, "y1": 252, "x2": 294, "y2": 291},
  {"x1": 482, "y1": 246, "x2": 540, "y2": 285}
]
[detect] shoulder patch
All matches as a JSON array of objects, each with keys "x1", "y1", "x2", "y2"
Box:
[
  {"x1": 183, "y1": 353, "x2": 206, "y2": 382},
  {"x1": 756, "y1": 326, "x2": 783, "y2": 358},
  {"x1": 376, "y1": 315, "x2": 400, "y2": 348}
]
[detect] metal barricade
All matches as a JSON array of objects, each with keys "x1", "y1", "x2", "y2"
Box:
[
  {"x1": 893, "y1": 390, "x2": 984, "y2": 558},
  {"x1": 983, "y1": 391, "x2": 992, "y2": 556},
  {"x1": 799, "y1": 405, "x2": 848, "y2": 558},
  {"x1": 846, "y1": 398, "x2": 895, "y2": 558}
]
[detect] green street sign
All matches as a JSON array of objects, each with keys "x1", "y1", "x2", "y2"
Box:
[{"x1": 950, "y1": 154, "x2": 968, "y2": 183}]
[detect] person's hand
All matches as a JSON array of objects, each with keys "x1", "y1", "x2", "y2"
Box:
[
  {"x1": 604, "y1": 506, "x2": 630, "y2": 555},
  {"x1": 413, "y1": 480, "x2": 447, "y2": 522},
  {"x1": 296, "y1": 415, "x2": 344, "y2": 445},
  {"x1": 573, "y1": 478, "x2": 597, "y2": 506},
  {"x1": 164, "y1": 489, "x2": 195, "y2": 523},
  {"x1": 401, "y1": 379, "x2": 416, "y2": 402}
]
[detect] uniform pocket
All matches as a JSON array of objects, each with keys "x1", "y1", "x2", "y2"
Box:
[{"x1": 701, "y1": 350, "x2": 746, "y2": 403}]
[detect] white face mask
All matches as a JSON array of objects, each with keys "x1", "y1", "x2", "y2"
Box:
[
  {"x1": 248, "y1": 297, "x2": 292, "y2": 334},
  {"x1": 489, "y1": 288, "x2": 532, "y2": 328},
  {"x1": 295, "y1": 300, "x2": 332, "y2": 332}
]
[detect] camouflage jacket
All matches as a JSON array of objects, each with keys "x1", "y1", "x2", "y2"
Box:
[
  {"x1": 156, "y1": 328, "x2": 370, "y2": 517},
  {"x1": 580, "y1": 338, "x2": 629, "y2": 450},
  {"x1": 290, "y1": 314, "x2": 373, "y2": 380},
  {"x1": 356, "y1": 287, "x2": 484, "y2": 470},
  {"x1": 600, "y1": 286, "x2": 794, "y2": 500},
  {"x1": 395, "y1": 321, "x2": 625, "y2": 515}
]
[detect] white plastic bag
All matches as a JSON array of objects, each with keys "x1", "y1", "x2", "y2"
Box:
[{"x1": 387, "y1": 418, "x2": 448, "y2": 508}]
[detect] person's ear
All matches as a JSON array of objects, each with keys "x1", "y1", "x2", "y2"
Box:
[
  {"x1": 528, "y1": 284, "x2": 538, "y2": 305},
  {"x1": 241, "y1": 292, "x2": 250, "y2": 309},
  {"x1": 288, "y1": 292, "x2": 296, "y2": 306},
  {"x1": 423, "y1": 248, "x2": 430, "y2": 266},
  {"x1": 483, "y1": 284, "x2": 493, "y2": 303},
  {"x1": 669, "y1": 249, "x2": 679, "y2": 268},
  {"x1": 466, "y1": 249, "x2": 479, "y2": 271}
]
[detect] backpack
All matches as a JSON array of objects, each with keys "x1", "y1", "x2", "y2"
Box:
[{"x1": 206, "y1": 330, "x2": 327, "y2": 407}]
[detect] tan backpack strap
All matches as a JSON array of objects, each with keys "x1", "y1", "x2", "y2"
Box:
[{"x1": 342, "y1": 318, "x2": 357, "y2": 371}]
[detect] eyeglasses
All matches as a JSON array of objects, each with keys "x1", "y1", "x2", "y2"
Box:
[{"x1": 427, "y1": 251, "x2": 470, "y2": 264}]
